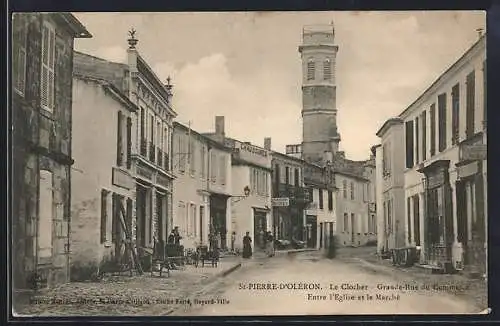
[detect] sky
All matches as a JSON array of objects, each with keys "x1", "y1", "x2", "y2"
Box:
[{"x1": 73, "y1": 11, "x2": 485, "y2": 161}]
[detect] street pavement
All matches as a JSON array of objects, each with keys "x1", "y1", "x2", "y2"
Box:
[{"x1": 172, "y1": 250, "x2": 484, "y2": 316}]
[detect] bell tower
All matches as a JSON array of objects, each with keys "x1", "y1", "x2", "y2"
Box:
[{"x1": 299, "y1": 22, "x2": 341, "y2": 164}]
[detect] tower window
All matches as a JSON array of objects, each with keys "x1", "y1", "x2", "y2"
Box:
[
  {"x1": 323, "y1": 59, "x2": 332, "y2": 81},
  {"x1": 307, "y1": 59, "x2": 315, "y2": 81}
]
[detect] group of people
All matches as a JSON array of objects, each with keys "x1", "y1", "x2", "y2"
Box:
[{"x1": 242, "y1": 230, "x2": 275, "y2": 259}]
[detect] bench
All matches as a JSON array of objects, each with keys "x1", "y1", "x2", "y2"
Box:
[{"x1": 193, "y1": 245, "x2": 219, "y2": 268}]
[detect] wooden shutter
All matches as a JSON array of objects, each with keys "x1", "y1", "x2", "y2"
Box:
[
  {"x1": 117, "y1": 111, "x2": 123, "y2": 166},
  {"x1": 415, "y1": 117, "x2": 419, "y2": 164},
  {"x1": 451, "y1": 84, "x2": 460, "y2": 145},
  {"x1": 407, "y1": 197, "x2": 412, "y2": 244},
  {"x1": 405, "y1": 120, "x2": 414, "y2": 168},
  {"x1": 466, "y1": 71, "x2": 476, "y2": 138},
  {"x1": 126, "y1": 116, "x2": 132, "y2": 169},
  {"x1": 422, "y1": 111, "x2": 427, "y2": 161},
  {"x1": 40, "y1": 22, "x2": 55, "y2": 112},
  {"x1": 430, "y1": 104, "x2": 436, "y2": 156},
  {"x1": 100, "y1": 189, "x2": 108, "y2": 244},
  {"x1": 438, "y1": 93, "x2": 447, "y2": 152}
]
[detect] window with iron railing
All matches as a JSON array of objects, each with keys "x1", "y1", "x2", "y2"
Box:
[
  {"x1": 164, "y1": 152, "x2": 169, "y2": 171},
  {"x1": 157, "y1": 148, "x2": 163, "y2": 167},
  {"x1": 140, "y1": 138, "x2": 147, "y2": 156}
]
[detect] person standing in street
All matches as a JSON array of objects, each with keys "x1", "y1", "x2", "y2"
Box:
[
  {"x1": 231, "y1": 231, "x2": 236, "y2": 252},
  {"x1": 266, "y1": 231, "x2": 275, "y2": 257},
  {"x1": 242, "y1": 232, "x2": 252, "y2": 259}
]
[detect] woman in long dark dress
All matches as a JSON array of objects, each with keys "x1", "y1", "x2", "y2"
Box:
[{"x1": 242, "y1": 232, "x2": 252, "y2": 259}]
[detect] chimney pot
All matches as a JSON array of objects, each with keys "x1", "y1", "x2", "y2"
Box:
[{"x1": 264, "y1": 137, "x2": 272, "y2": 150}]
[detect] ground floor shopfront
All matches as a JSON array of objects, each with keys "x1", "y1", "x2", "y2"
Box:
[{"x1": 272, "y1": 206, "x2": 305, "y2": 243}]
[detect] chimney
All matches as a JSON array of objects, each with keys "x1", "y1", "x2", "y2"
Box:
[
  {"x1": 214, "y1": 116, "x2": 225, "y2": 143},
  {"x1": 264, "y1": 137, "x2": 272, "y2": 150}
]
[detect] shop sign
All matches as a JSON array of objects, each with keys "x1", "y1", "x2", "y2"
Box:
[
  {"x1": 460, "y1": 144, "x2": 487, "y2": 161},
  {"x1": 272, "y1": 197, "x2": 289, "y2": 207},
  {"x1": 112, "y1": 167, "x2": 134, "y2": 189}
]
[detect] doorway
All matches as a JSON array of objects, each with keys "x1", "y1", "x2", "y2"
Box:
[
  {"x1": 253, "y1": 209, "x2": 267, "y2": 250},
  {"x1": 199, "y1": 206, "x2": 205, "y2": 244},
  {"x1": 306, "y1": 215, "x2": 317, "y2": 248},
  {"x1": 351, "y1": 213, "x2": 355, "y2": 244}
]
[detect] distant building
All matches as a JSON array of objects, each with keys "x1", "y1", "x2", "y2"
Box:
[
  {"x1": 303, "y1": 162, "x2": 337, "y2": 250},
  {"x1": 172, "y1": 120, "x2": 232, "y2": 250},
  {"x1": 268, "y1": 139, "x2": 311, "y2": 245},
  {"x1": 12, "y1": 13, "x2": 91, "y2": 291},
  {"x1": 71, "y1": 31, "x2": 177, "y2": 272},
  {"x1": 205, "y1": 121, "x2": 272, "y2": 252},
  {"x1": 375, "y1": 118, "x2": 406, "y2": 253}
]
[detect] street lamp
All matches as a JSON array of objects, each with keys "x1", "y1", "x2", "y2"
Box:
[{"x1": 231, "y1": 186, "x2": 251, "y2": 203}]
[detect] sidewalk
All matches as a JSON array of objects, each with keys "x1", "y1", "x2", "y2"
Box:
[
  {"x1": 336, "y1": 246, "x2": 488, "y2": 311},
  {"x1": 14, "y1": 257, "x2": 241, "y2": 317}
]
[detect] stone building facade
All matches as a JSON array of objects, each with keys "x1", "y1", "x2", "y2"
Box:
[
  {"x1": 12, "y1": 13, "x2": 91, "y2": 291},
  {"x1": 71, "y1": 32, "x2": 177, "y2": 270},
  {"x1": 70, "y1": 72, "x2": 138, "y2": 275},
  {"x1": 172, "y1": 120, "x2": 232, "y2": 251}
]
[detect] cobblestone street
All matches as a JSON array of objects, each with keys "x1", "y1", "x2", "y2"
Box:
[{"x1": 14, "y1": 257, "x2": 241, "y2": 316}]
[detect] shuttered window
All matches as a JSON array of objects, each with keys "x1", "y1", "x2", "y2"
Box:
[
  {"x1": 466, "y1": 70, "x2": 476, "y2": 138},
  {"x1": 220, "y1": 155, "x2": 226, "y2": 185},
  {"x1": 438, "y1": 93, "x2": 447, "y2": 152},
  {"x1": 126, "y1": 117, "x2": 132, "y2": 169},
  {"x1": 319, "y1": 189, "x2": 324, "y2": 209},
  {"x1": 415, "y1": 117, "x2": 419, "y2": 164},
  {"x1": 307, "y1": 59, "x2": 315, "y2": 81},
  {"x1": 405, "y1": 120, "x2": 414, "y2": 168},
  {"x1": 323, "y1": 59, "x2": 331, "y2": 80},
  {"x1": 101, "y1": 189, "x2": 109, "y2": 243},
  {"x1": 12, "y1": 14, "x2": 27, "y2": 96},
  {"x1": 328, "y1": 190, "x2": 333, "y2": 211},
  {"x1": 407, "y1": 197, "x2": 412, "y2": 244},
  {"x1": 40, "y1": 21, "x2": 56, "y2": 112},
  {"x1": 422, "y1": 111, "x2": 427, "y2": 161},
  {"x1": 451, "y1": 84, "x2": 460, "y2": 145},
  {"x1": 117, "y1": 111, "x2": 124, "y2": 166},
  {"x1": 430, "y1": 104, "x2": 436, "y2": 156}
]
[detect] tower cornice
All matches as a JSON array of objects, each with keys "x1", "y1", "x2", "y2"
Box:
[{"x1": 299, "y1": 44, "x2": 339, "y2": 53}]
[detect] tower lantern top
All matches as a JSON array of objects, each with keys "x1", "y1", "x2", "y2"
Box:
[{"x1": 302, "y1": 24, "x2": 335, "y2": 45}]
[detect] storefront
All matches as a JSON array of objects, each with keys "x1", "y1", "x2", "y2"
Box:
[
  {"x1": 254, "y1": 208, "x2": 268, "y2": 250},
  {"x1": 306, "y1": 215, "x2": 318, "y2": 248},
  {"x1": 418, "y1": 160, "x2": 454, "y2": 272},
  {"x1": 210, "y1": 194, "x2": 229, "y2": 250},
  {"x1": 456, "y1": 136, "x2": 486, "y2": 275}
]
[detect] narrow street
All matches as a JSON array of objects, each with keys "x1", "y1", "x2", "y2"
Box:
[{"x1": 171, "y1": 251, "x2": 481, "y2": 316}]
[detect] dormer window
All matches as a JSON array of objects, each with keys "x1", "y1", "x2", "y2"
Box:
[
  {"x1": 323, "y1": 58, "x2": 332, "y2": 81},
  {"x1": 307, "y1": 58, "x2": 315, "y2": 81}
]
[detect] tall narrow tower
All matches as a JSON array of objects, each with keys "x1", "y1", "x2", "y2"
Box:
[{"x1": 299, "y1": 23, "x2": 340, "y2": 164}]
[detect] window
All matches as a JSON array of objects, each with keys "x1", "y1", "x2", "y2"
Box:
[
  {"x1": 407, "y1": 197, "x2": 412, "y2": 244},
  {"x1": 430, "y1": 104, "x2": 436, "y2": 156},
  {"x1": 415, "y1": 117, "x2": 419, "y2": 163},
  {"x1": 285, "y1": 166, "x2": 290, "y2": 184},
  {"x1": 200, "y1": 145, "x2": 206, "y2": 178},
  {"x1": 421, "y1": 111, "x2": 427, "y2": 161},
  {"x1": 190, "y1": 204, "x2": 197, "y2": 237},
  {"x1": 323, "y1": 58, "x2": 332, "y2": 80},
  {"x1": 343, "y1": 213, "x2": 348, "y2": 232},
  {"x1": 319, "y1": 189, "x2": 324, "y2": 210},
  {"x1": 405, "y1": 120, "x2": 414, "y2": 168},
  {"x1": 39, "y1": 170, "x2": 53, "y2": 258},
  {"x1": 350, "y1": 182, "x2": 354, "y2": 200},
  {"x1": 40, "y1": 21, "x2": 56, "y2": 112},
  {"x1": 413, "y1": 195, "x2": 420, "y2": 246},
  {"x1": 327, "y1": 190, "x2": 333, "y2": 211},
  {"x1": 101, "y1": 189, "x2": 109, "y2": 243},
  {"x1": 382, "y1": 143, "x2": 390, "y2": 176},
  {"x1": 294, "y1": 168, "x2": 300, "y2": 186},
  {"x1": 387, "y1": 200, "x2": 392, "y2": 234},
  {"x1": 466, "y1": 70, "x2": 476, "y2": 138},
  {"x1": 274, "y1": 164, "x2": 280, "y2": 192},
  {"x1": 342, "y1": 180, "x2": 347, "y2": 198},
  {"x1": 140, "y1": 108, "x2": 146, "y2": 150},
  {"x1": 12, "y1": 14, "x2": 27, "y2": 95},
  {"x1": 150, "y1": 115, "x2": 154, "y2": 144},
  {"x1": 177, "y1": 202, "x2": 186, "y2": 235},
  {"x1": 438, "y1": 93, "x2": 447, "y2": 152},
  {"x1": 179, "y1": 134, "x2": 186, "y2": 173},
  {"x1": 126, "y1": 117, "x2": 132, "y2": 169},
  {"x1": 265, "y1": 173, "x2": 269, "y2": 196},
  {"x1": 351, "y1": 213, "x2": 355, "y2": 234},
  {"x1": 219, "y1": 156, "x2": 226, "y2": 185},
  {"x1": 451, "y1": 83, "x2": 460, "y2": 145},
  {"x1": 190, "y1": 139, "x2": 196, "y2": 176},
  {"x1": 210, "y1": 151, "x2": 216, "y2": 182},
  {"x1": 117, "y1": 111, "x2": 124, "y2": 166},
  {"x1": 307, "y1": 59, "x2": 315, "y2": 81}
]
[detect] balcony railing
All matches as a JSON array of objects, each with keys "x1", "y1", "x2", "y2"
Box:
[
  {"x1": 149, "y1": 142, "x2": 155, "y2": 163},
  {"x1": 140, "y1": 138, "x2": 147, "y2": 156},
  {"x1": 276, "y1": 183, "x2": 312, "y2": 204}
]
